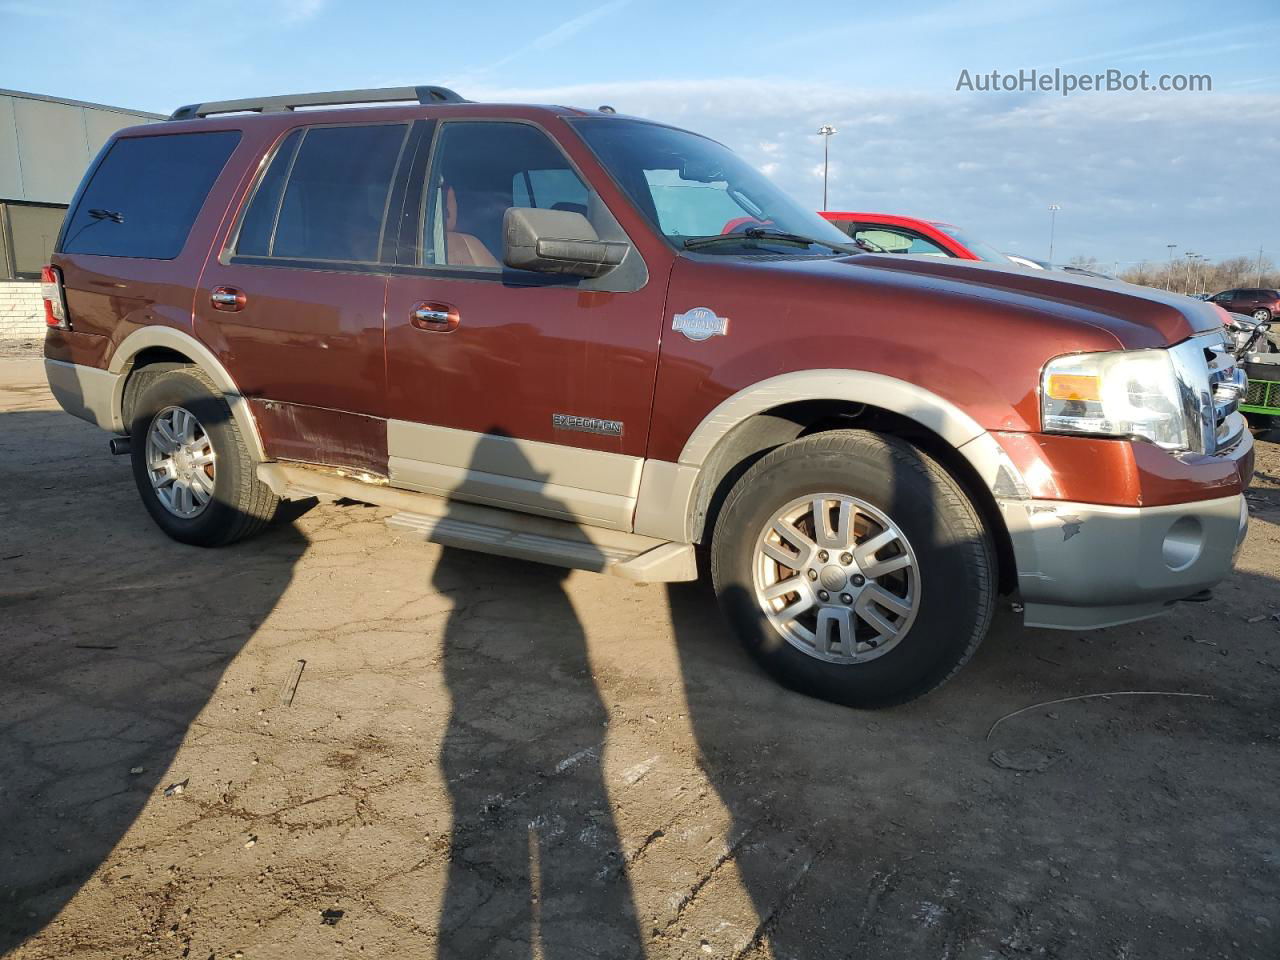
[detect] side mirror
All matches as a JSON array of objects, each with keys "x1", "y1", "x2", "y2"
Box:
[{"x1": 503, "y1": 207, "x2": 629, "y2": 279}]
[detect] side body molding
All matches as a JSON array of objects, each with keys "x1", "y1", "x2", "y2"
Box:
[
  {"x1": 633, "y1": 369, "x2": 1026, "y2": 543},
  {"x1": 108, "y1": 326, "x2": 267, "y2": 462}
]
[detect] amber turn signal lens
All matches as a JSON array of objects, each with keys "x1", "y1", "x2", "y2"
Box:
[{"x1": 1045, "y1": 373, "x2": 1101, "y2": 402}]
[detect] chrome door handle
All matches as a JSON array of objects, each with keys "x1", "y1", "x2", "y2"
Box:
[
  {"x1": 410, "y1": 301, "x2": 460, "y2": 332},
  {"x1": 210, "y1": 286, "x2": 246, "y2": 311}
]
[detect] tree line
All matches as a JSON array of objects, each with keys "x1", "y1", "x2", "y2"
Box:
[{"x1": 1067, "y1": 254, "x2": 1278, "y2": 294}]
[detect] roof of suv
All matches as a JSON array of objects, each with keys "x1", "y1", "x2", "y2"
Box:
[{"x1": 163, "y1": 85, "x2": 630, "y2": 126}]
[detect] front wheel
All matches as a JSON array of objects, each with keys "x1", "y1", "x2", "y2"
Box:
[
  {"x1": 710, "y1": 429, "x2": 995, "y2": 708},
  {"x1": 129, "y1": 367, "x2": 278, "y2": 546}
]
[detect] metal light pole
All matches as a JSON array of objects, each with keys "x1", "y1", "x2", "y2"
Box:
[
  {"x1": 1184, "y1": 251, "x2": 1198, "y2": 295},
  {"x1": 1165, "y1": 244, "x2": 1177, "y2": 290},
  {"x1": 817, "y1": 124, "x2": 836, "y2": 211},
  {"x1": 1047, "y1": 204, "x2": 1061, "y2": 262}
]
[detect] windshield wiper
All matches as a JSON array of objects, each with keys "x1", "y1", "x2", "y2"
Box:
[{"x1": 683, "y1": 227, "x2": 857, "y2": 254}]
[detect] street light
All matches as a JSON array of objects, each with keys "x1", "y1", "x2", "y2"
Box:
[
  {"x1": 1165, "y1": 244, "x2": 1178, "y2": 290},
  {"x1": 1184, "y1": 251, "x2": 1199, "y2": 295},
  {"x1": 817, "y1": 124, "x2": 836, "y2": 211},
  {"x1": 1047, "y1": 204, "x2": 1061, "y2": 262}
]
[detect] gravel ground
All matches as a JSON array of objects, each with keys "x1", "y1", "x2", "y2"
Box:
[{"x1": 1, "y1": 355, "x2": 1278, "y2": 959}]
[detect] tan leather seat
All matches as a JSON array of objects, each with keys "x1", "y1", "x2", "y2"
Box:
[{"x1": 444, "y1": 186, "x2": 500, "y2": 268}]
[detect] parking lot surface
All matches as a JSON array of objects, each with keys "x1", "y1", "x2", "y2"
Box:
[{"x1": 2, "y1": 353, "x2": 1278, "y2": 959}]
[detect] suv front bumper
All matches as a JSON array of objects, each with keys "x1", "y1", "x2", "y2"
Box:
[{"x1": 1001, "y1": 493, "x2": 1249, "y2": 630}]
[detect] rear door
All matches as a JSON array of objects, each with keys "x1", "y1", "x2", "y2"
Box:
[
  {"x1": 1239, "y1": 290, "x2": 1266, "y2": 314},
  {"x1": 195, "y1": 121, "x2": 413, "y2": 474}
]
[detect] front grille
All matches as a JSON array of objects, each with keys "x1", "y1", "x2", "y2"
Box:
[
  {"x1": 1246, "y1": 379, "x2": 1269, "y2": 406},
  {"x1": 1205, "y1": 338, "x2": 1246, "y2": 452},
  {"x1": 1171, "y1": 332, "x2": 1246, "y2": 455}
]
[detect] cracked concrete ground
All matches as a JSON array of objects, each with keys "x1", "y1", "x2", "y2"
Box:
[{"x1": 1, "y1": 354, "x2": 1278, "y2": 959}]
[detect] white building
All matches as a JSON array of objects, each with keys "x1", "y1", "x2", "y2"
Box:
[{"x1": 1, "y1": 89, "x2": 161, "y2": 340}]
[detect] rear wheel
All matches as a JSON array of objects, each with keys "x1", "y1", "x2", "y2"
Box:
[
  {"x1": 711, "y1": 429, "x2": 995, "y2": 708},
  {"x1": 1254, "y1": 308, "x2": 1273, "y2": 323},
  {"x1": 129, "y1": 367, "x2": 278, "y2": 546}
]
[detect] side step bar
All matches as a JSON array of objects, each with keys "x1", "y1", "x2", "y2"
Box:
[{"x1": 257, "y1": 462, "x2": 698, "y2": 584}]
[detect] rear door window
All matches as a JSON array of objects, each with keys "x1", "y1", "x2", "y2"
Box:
[
  {"x1": 249, "y1": 124, "x2": 409, "y2": 263},
  {"x1": 60, "y1": 131, "x2": 241, "y2": 259}
]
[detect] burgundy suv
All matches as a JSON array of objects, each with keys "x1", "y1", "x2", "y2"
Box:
[
  {"x1": 42, "y1": 86, "x2": 1253, "y2": 707},
  {"x1": 1209, "y1": 288, "x2": 1280, "y2": 322}
]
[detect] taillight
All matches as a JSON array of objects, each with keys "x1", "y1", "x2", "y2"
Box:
[{"x1": 40, "y1": 265, "x2": 69, "y2": 329}]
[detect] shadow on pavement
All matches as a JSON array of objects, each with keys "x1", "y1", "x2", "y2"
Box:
[
  {"x1": 432, "y1": 432, "x2": 643, "y2": 959},
  {"x1": 0, "y1": 410, "x2": 311, "y2": 952}
]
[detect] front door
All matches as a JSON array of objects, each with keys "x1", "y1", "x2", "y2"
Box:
[
  {"x1": 383, "y1": 119, "x2": 667, "y2": 531},
  {"x1": 196, "y1": 120, "x2": 413, "y2": 474}
]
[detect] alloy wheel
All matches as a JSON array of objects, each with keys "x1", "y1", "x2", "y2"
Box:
[
  {"x1": 752, "y1": 493, "x2": 919, "y2": 664},
  {"x1": 145, "y1": 405, "x2": 216, "y2": 519}
]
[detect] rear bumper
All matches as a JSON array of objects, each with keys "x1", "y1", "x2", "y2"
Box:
[
  {"x1": 1001, "y1": 493, "x2": 1248, "y2": 630},
  {"x1": 45, "y1": 359, "x2": 123, "y2": 432}
]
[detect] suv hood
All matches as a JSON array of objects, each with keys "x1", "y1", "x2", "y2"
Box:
[{"x1": 769, "y1": 253, "x2": 1224, "y2": 348}]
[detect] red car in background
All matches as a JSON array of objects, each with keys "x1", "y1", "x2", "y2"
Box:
[{"x1": 819, "y1": 211, "x2": 1012, "y2": 264}]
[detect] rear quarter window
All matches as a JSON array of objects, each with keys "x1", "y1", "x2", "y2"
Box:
[{"x1": 60, "y1": 131, "x2": 241, "y2": 260}]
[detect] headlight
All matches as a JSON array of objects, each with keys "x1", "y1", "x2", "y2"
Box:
[{"x1": 1041, "y1": 349, "x2": 1191, "y2": 450}]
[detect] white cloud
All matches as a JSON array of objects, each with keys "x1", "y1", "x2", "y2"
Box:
[
  {"x1": 1057, "y1": 21, "x2": 1277, "y2": 68},
  {"x1": 275, "y1": 0, "x2": 325, "y2": 23},
  {"x1": 481, "y1": 1, "x2": 630, "y2": 73}
]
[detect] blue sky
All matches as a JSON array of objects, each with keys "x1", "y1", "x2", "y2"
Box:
[{"x1": 2, "y1": 0, "x2": 1276, "y2": 266}]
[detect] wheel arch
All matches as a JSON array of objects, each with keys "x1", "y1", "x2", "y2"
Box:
[
  {"x1": 108, "y1": 326, "x2": 267, "y2": 462},
  {"x1": 653, "y1": 370, "x2": 1025, "y2": 594}
]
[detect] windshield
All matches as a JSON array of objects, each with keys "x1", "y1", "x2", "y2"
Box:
[
  {"x1": 932, "y1": 223, "x2": 1009, "y2": 264},
  {"x1": 571, "y1": 118, "x2": 854, "y2": 256}
]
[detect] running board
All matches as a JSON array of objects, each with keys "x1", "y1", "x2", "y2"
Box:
[{"x1": 257, "y1": 462, "x2": 697, "y2": 583}]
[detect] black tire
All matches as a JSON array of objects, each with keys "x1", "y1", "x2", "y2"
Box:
[
  {"x1": 710, "y1": 429, "x2": 995, "y2": 708},
  {"x1": 129, "y1": 367, "x2": 278, "y2": 547}
]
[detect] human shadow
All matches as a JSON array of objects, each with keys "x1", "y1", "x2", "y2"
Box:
[
  {"x1": 433, "y1": 431, "x2": 643, "y2": 958},
  {"x1": 0, "y1": 408, "x2": 310, "y2": 952}
]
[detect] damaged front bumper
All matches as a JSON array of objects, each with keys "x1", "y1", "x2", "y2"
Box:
[{"x1": 1000, "y1": 493, "x2": 1249, "y2": 630}]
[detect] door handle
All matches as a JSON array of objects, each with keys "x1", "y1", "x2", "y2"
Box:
[
  {"x1": 410, "y1": 301, "x2": 460, "y2": 332},
  {"x1": 210, "y1": 286, "x2": 246, "y2": 312}
]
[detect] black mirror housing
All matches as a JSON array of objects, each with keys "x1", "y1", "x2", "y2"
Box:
[{"x1": 503, "y1": 207, "x2": 629, "y2": 278}]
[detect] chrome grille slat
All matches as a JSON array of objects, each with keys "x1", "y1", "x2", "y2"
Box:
[
  {"x1": 1170, "y1": 331, "x2": 1245, "y2": 455},
  {"x1": 1208, "y1": 345, "x2": 1245, "y2": 452}
]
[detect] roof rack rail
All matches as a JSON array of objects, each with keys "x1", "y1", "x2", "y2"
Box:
[{"x1": 168, "y1": 85, "x2": 467, "y2": 121}]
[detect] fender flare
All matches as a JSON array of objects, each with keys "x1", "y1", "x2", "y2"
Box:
[
  {"x1": 679, "y1": 369, "x2": 991, "y2": 464},
  {"x1": 108, "y1": 326, "x2": 267, "y2": 462},
  {"x1": 635, "y1": 370, "x2": 1026, "y2": 543}
]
